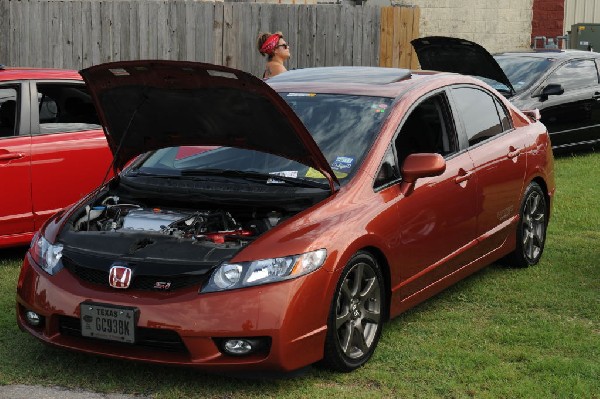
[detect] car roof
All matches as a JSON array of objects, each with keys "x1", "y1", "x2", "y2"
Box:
[
  {"x1": 0, "y1": 67, "x2": 82, "y2": 81},
  {"x1": 494, "y1": 49, "x2": 600, "y2": 59},
  {"x1": 267, "y1": 66, "x2": 441, "y2": 97}
]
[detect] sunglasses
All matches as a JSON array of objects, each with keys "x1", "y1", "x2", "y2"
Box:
[{"x1": 276, "y1": 44, "x2": 290, "y2": 50}]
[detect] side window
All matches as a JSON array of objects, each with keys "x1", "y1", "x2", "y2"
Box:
[
  {"x1": 374, "y1": 145, "x2": 400, "y2": 187},
  {"x1": 546, "y1": 59, "x2": 598, "y2": 91},
  {"x1": 394, "y1": 93, "x2": 458, "y2": 168},
  {"x1": 494, "y1": 97, "x2": 511, "y2": 131},
  {"x1": 0, "y1": 86, "x2": 19, "y2": 138},
  {"x1": 452, "y1": 87, "x2": 504, "y2": 147},
  {"x1": 35, "y1": 83, "x2": 101, "y2": 135}
]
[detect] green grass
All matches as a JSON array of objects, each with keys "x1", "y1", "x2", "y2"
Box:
[{"x1": 1, "y1": 152, "x2": 599, "y2": 398}]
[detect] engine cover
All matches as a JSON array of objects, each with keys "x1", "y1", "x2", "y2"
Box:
[{"x1": 122, "y1": 209, "x2": 189, "y2": 232}]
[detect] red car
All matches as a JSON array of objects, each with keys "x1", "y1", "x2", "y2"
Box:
[
  {"x1": 16, "y1": 61, "x2": 555, "y2": 372},
  {"x1": 0, "y1": 66, "x2": 112, "y2": 248}
]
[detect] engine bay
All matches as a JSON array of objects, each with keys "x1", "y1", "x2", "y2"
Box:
[{"x1": 72, "y1": 195, "x2": 286, "y2": 246}]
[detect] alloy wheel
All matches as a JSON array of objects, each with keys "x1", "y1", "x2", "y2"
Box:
[
  {"x1": 522, "y1": 189, "x2": 546, "y2": 263},
  {"x1": 335, "y1": 261, "x2": 382, "y2": 359}
]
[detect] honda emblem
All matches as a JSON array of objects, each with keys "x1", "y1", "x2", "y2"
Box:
[{"x1": 109, "y1": 265, "x2": 133, "y2": 289}]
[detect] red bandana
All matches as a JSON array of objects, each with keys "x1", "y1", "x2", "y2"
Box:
[{"x1": 260, "y1": 34, "x2": 282, "y2": 55}]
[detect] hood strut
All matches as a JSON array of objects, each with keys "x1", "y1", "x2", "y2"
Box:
[{"x1": 109, "y1": 93, "x2": 150, "y2": 175}]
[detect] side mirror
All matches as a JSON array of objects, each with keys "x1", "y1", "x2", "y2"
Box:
[
  {"x1": 522, "y1": 108, "x2": 541, "y2": 122},
  {"x1": 538, "y1": 83, "x2": 564, "y2": 101},
  {"x1": 399, "y1": 153, "x2": 446, "y2": 196}
]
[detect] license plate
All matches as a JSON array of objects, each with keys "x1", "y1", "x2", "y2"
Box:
[{"x1": 80, "y1": 302, "x2": 136, "y2": 343}]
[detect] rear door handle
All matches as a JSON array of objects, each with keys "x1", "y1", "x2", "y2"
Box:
[
  {"x1": 0, "y1": 152, "x2": 25, "y2": 161},
  {"x1": 454, "y1": 169, "x2": 472, "y2": 184},
  {"x1": 508, "y1": 146, "x2": 521, "y2": 159}
]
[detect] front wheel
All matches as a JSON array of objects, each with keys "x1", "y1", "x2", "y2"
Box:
[
  {"x1": 505, "y1": 182, "x2": 548, "y2": 267},
  {"x1": 321, "y1": 252, "x2": 385, "y2": 372}
]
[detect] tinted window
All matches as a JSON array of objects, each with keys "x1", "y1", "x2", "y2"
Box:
[
  {"x1": 487, "y1": 55, "x2": 553, "y2": 93},
  {"x1": 374, "y1": 145, "x2": 400, "y2": 187},
  {"x1": 392, "y1": 93, "x2": 457, "y2": 177},
  {"x1": 452, "y1": 87, "x2": 504, "y2": 146},
  {"x1": 0, "y1": 86, "x2": 19, "y2": 137},
  {"x1": 546, "y1": 59, "x2": 598, "y2": 91},
  {"x1": 36, "y1": 83, "x2": 101, "y2": 135},
  {"x1": 494, "y1": 97, "x2": 511, "y2": 131}
]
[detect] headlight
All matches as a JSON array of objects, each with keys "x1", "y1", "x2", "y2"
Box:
[
  {"x1": 202, "y1": 249, "x2": 327, "y2": 293},
  {"x1": 30, "y1": 233, "x2": 64, "y2": 275}
]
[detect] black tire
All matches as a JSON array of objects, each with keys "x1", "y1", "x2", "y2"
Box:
[
  {"x1": 321, "y1": 252, "x2": 385, "y2": 372},
  {"x1": 505, "y1": 182, "x2": 548, "y2": 267}
]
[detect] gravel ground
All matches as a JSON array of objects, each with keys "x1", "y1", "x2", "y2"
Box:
[{"x1": 0, "y1": 385, "x2": 149, "y2": 399}]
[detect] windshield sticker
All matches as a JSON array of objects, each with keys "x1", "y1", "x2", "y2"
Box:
[
  {"x1": 305, "y1": 167, "x2": 348, "y2": 179},
  {"x1": 287, "y1": 93, "x2": 317, "y2": 97},
  {"x1": 305, "y1": 168, "x2": 325, "y2": 179},
  {"x1": 331, "y1": 156, "x2": 354, "y2": 172},
  {"x1": 267, "y1": 170, "x2": 298, "y2": 184},
  {"x1": 371, "y1": 103, "x2": 388, "y2": 113}
]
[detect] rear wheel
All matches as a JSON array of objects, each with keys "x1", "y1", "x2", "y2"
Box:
[
  {"x1": 321, "y1": 252, "x2": 384, "y2": 372},
  {"x1": 506, "y1": 182, "x2": 548, "y2": 267}
]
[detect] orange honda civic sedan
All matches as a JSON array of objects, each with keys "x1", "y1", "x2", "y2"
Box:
[{"x1": 16, "y1": 61, "x2": 555, "y2": 373}]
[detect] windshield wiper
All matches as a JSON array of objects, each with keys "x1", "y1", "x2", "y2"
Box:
[
  {"x1": 180, "y1": 168, "x2": 328, "y2": 189},
  {"x1": 126, "y1": 170, "x2": 181, "y2": 178}
]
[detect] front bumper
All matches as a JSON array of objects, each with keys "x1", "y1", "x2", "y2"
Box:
[{"x1": 16, "y1": 253, "x2": 334, "y2": 372}]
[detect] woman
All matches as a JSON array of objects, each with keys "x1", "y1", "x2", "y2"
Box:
[{"x1": 257, "y1": 31, "x2": 290, "y2": 79}]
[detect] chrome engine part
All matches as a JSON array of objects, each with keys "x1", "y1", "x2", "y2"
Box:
[
  {"x1": 74, "y1": 197, "x2": 284, "y2": 244},
  {"x1": 122, "y1": 208, "x2": 189, "y2": 231}
]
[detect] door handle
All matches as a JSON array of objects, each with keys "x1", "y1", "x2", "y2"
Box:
[
  {"x1": 0, "y1": 152, "x2": 25, "y2": 161},
  {"x1": 454, "y1": 169, "x2": 472, "y2": 184},
  {"x1": 593, "y1": 91, "x2": 600, "y2": 100},
  {"x1": 508, "y1": 146, "x2": 521, "y2": 159}
]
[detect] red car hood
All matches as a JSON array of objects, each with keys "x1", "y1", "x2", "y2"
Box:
[{"x1": 80, "y1": 60, "x2": 338, "y2": 189}]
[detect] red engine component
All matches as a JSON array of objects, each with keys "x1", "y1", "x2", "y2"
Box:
[{"x1": 202, "y1": 229, "x2": 254, "y2": 244}]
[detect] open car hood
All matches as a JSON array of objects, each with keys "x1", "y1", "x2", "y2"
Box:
[
  {"x1": 80, "y1": 60, "x2": 338, "y2": 190},
  {"x1": 411, "y1": 36, "x2": 515, "y2": 96}
]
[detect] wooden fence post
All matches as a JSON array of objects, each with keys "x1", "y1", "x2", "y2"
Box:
[{"x1": 379, "y1": 5, "x2": 420, "y2": 69}]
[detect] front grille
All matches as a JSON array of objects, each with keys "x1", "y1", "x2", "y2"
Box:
[
  {"x1": 62, "y1": 257, "x2": 207, "y2": 291},
  {"x1": 59, "y1": 316, "x2": 188, "y2": 353}
]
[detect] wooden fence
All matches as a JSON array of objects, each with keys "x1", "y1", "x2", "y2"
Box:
[
  {"x1": 0, "y1": 0, "x2": 419, "y2": 77},
  {"x1": 379, "y1": 5, "x2": 420, "y2": 69}
]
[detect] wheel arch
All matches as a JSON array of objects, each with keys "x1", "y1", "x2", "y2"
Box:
[
  {"x1": 355, "y1": 246, "x2": 392, "y2": 322},
  {"x1": 530, "y1": 176, "x2": 551, "y2": 219}
]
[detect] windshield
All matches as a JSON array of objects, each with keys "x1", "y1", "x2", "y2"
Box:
[
  {"x1": 479, "y1": 55, "x2": 554, "y2": 94},
  {"x1": 133, "y1": 94, "x2": 392, "y2": 186}
]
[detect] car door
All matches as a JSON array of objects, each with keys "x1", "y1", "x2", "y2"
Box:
[
  {"x1": 535, "y1": 58, "x2": 600, "y2": 149},
  {"x1": 29, "y1": 80, "x2": 113, "y2": 230},
  {"x1": 449, "y1": 86, "x2": 527, "y2": 257},
  {"x1": 378, "y1": 92, "x2": 479, "y2": 301},
  {"x1": 0, "y1": 82, "x2": 34, "y2": 243}
]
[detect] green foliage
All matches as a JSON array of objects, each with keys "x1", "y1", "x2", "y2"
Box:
[{"x1": 0, "y1": 153, "x2": 598, "y2": 398}]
